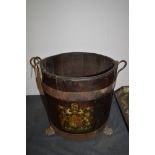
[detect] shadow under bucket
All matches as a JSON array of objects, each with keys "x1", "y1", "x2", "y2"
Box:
[{"x1": 30, "y1": 52, "x2": 127, "y2": 140}]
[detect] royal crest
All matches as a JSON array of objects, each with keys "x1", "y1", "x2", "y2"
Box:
[{"x1": 58, "y1": 103, "x2": 93, "y2": 132}]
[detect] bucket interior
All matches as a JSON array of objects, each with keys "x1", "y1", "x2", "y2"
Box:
[{"x1": 41, "y1": 52, "x2": 115, "y2": 77}]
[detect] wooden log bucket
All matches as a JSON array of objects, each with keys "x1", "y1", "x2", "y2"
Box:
[{"x1": 30, "y1": 52, "x2": 127, "y2": 140}]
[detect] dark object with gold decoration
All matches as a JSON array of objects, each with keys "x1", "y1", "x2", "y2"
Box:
[
  {"x1": 115, "y1": 86, "x2": 129, "y2": 129},
  {"x1": 30, "y1": 52, "x2": 127, "y2": 140}
]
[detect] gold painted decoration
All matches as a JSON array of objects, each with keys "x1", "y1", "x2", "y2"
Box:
[{"x1": 58, "y1": 103, "x2": 93, "y2": 132}]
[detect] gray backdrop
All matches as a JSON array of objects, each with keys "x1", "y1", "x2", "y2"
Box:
[{"x1": 26, "y1": 0, "x2": 129, "y2": 95}]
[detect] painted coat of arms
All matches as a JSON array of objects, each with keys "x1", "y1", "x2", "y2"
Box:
[{"x1": 58, "y1": 103, "x2": 93, "y2": 133}]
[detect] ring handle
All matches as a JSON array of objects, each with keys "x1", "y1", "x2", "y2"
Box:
[
  {"x1": 117, "y1": 60, "x2": 127, "y2": 75},
  {"x1": 30, "y1": 56, "x2": 41, "y2": 68},
  {"x1": 30, "y1": 56, "x2": 44, "y2": 94}
]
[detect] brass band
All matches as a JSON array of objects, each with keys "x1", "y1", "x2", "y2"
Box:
[{"x1": 42, "y1": 81, "x2": 115, "y2": 101}]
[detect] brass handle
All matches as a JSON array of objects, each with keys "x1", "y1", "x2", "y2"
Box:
[
  {"x1": 30, "y1": 56, "x2": 41, "y2": 68},
  {"x1": 30, "y1": 56, "x2": 44, "y2": 95},
  {"x1": 117, "y1": 60, "x2": 127, "y2": 75},
  {"x1": 30, "y1": 56, "x2": 42, "y2": 78}
]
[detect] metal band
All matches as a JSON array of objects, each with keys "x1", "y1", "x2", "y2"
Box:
[{"x1": 42, "y1": 81, "x2": 115, "y2": 101}]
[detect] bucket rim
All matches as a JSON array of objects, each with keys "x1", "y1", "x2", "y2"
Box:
[{"x1": 40, "y1": 52, "x2": 118, "y2": 81}]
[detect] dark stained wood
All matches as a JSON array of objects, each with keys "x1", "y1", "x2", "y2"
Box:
[
  {"x1": 44, "y1": 91, "x2": 113, "y2": 134},
  {"x1": 40, "y1": 52, "x2": 118, "y2": 92}
]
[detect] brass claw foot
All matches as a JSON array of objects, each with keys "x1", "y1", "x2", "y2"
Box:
[
  {"x1": 45, "y1": 126, "x2": 55, "y2": 136},
  {"x1": 103, "y1": 125, "x2": 113, "y2": 136}
]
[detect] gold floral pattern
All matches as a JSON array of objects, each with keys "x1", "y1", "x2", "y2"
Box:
[{"x1": 58, "y1": 103, "x2": 93, "y2": 132}]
